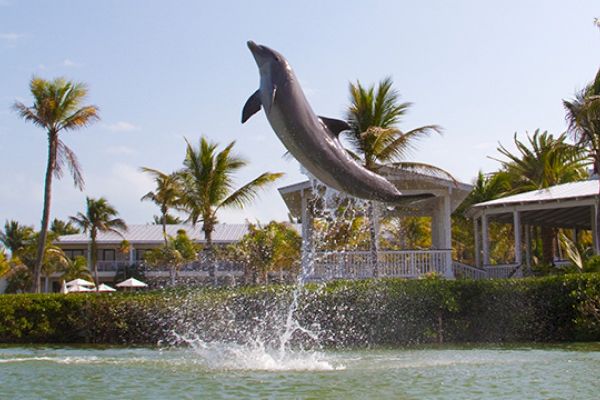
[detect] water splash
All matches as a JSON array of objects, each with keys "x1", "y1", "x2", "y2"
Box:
[{"x1": 168, "y1": 172, "x2": 369, "y2": 370}]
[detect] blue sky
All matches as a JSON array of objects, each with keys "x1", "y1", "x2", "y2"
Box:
[{"x1": 0, "y1": 1, "x2": 598, "y2": 228}]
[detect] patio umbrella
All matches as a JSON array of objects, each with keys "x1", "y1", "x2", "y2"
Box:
[
  {"x1": 116, "y1": 277, "x2": 148, "y2": 288},
  {"x1": 67, "y1": 284, "x2": 93, "y2": 292},
  {"x1": 97, "y1": 283, "x2": 116, "y2": 292},
  {"x1": 60, "y1": 280, "x2": 69, "y2": 294},
  {"x1": 66, "y1": 278, "x2": 95, "y2": 287}
]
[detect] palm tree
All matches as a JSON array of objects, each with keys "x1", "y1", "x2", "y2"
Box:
[
  {"x1": 70, "y1": 197, "x2": 127, "y2": 286},
  {"x1": 564, "y1": 68, "x2": 600, "y2": 251},
  {"x1": 493, "y1": 130, "x2": 588, "y2": 264},
  {"x1": 152, "y1": 214, "x2": 182, "y2": 225},
  {"x1": 50, "y1": 218, "x2": 80, "y2": 235},
  {"x1": 140, "y1": 168, "x2": 183, "y2": 246},
  {"x1": 345, "y1": 77, "x2": 452, "y2": 275},
  {"x1": 0, "y1": 220, "x2": 34, "y2": 255},
  {"x1": 61, "y1": 256, "x2": 93, "y2": 283},
  {"x1": 13, "y1": 77, "x2": 99, "y2": 292},
  {"x1": 178, "y1": 136, "x2": 283, "y2": 281},
  {"x1": 493, "y1": 130, "x2": 588, "y2": 192}
]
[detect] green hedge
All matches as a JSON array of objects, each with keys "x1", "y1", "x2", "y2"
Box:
[{"x1": 1, "y1": 273, "x2": 600, "y2": 346}]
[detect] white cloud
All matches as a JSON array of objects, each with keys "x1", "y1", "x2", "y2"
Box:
[
  {"x1": 105, "y1": 121, "x2": 140, "y2": 132},
  {"x1": 106, "y1": 145, "x2": 136, "y2": 155},
  {"x1": 62, "y1": 59, "x2": 82, "y2": 68},
  {"x1": 0, "y1": 33, "x2": 23, "y2": 41}
]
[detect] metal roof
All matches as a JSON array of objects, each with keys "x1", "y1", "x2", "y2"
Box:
[
  {"x1": 56, "y1": 224, "x2": 250, "y2": 245},
  {"x1": 468, "y1": 179, "x2": 599, "y2": 229},
  {"x1": 472, "y1": 180, "x2": 599, "y2": 208}
]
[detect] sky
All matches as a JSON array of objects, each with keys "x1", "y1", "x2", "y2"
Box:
[{"x1": 0, "y1": 1, "x2": 599, "y2": 229}]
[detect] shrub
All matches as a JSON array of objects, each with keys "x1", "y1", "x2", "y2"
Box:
[{"x1": 1, "y1": 273, "x2": 600, "y2": 345}]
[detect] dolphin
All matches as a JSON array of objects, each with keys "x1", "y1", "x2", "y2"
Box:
[{"x1": 242, "y1": 41, "x2": 431, "y2": 204}]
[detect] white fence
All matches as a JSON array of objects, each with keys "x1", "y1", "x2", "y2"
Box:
[{"x1": 310, "y1": 250, "x2": 451, "y2": 280}]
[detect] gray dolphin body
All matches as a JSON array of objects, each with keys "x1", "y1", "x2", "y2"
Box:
[{"x1": 242, "y1": 41, "x2": 423, "y2": 203}]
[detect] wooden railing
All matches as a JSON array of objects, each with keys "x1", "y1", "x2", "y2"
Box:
[{"x1": 310, "y1": 250, "x2": 451, "y2": 280}]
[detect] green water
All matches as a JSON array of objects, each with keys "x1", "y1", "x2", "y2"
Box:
[{"x1": 1, "y1": 344, "x2": 599, "y2": 399}]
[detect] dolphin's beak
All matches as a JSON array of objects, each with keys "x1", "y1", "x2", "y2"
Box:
[
  {"x1": 247, "y1": 40, "x2": 263, "y2": 66},
  {"x1": 247, "y1": 40, "x2": 259, "y2": 52}
]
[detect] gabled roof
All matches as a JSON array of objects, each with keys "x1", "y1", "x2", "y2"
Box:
[
  {"x1": 56, "y1": 224, "x2": 250, "y2": 245},
  {"x1": 471, "y1": 180, "x2": 599, "y2": 209}
]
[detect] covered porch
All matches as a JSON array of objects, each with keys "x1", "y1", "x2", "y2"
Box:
[
  {"x1": 467, "y1": 179, "x2": 600, "y2": 276},
  {"x1": 278, "y1": 169, "x2": 472, "y2": 281}
]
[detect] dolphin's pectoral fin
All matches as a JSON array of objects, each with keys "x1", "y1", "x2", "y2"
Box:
[
  {"x1": 242, "y1": 90, "x2": 262, "y2": 123},
  {"x1": 319, "y1": 116, "x2": 352, "y2": 136}
]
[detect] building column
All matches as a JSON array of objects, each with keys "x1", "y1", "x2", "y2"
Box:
[
  {"x1": 593, "y1": 203, "x2": 600, "y2": 255},
  {"x1": 513, "y1": 211, "x2": 522, "y2": 265},
  {"x1": 300, "y1": 189, "x2": 314, "y2": 273},
  {"x1": 473, "y1": 217, "x2": 481, "y2": 268},
  {"x1": 432, "y1": 195, "x2": 453, "y2": 278},
  {"x1": 129, "y1": 245, "x2": 135, "y2": 264},
  {"x1": 524, "y1": 225, "x2": 531, "y2": 267},
  {"x1": 481, "y1": 213, "x2": 490, "y2": 266}
]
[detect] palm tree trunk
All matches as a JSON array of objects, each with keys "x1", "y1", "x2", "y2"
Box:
[
  {"x1": 33, "y1": 134, "x2": 58, "y2": 293},
  {"x1": 161, "y1": 207, "x2": 168, "y2": 247},
  {"x1": 368, "y1": 201, "x2": 380, "y2": 277},
  {"x1": 541, "y1": 226, "x2": 554, "y2": 265},
  {"x1": 204, "y1": 227, "x2": 216, "y2": 285}
]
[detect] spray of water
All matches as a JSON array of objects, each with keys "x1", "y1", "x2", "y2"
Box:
[{"x1": 168, "y1": 172, "x2": 369, "y2": 371}]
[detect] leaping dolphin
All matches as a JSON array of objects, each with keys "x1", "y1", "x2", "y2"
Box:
[{"x1": 242, "y1": 41, "x2": 429, "y2": 204}]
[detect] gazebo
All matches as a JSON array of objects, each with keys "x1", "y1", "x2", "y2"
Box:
[
  {"x1": 278, "y1": 168, "x2": 472, "y2": 280},
  {"x1": 467, "y1": 179, "x2": 600, "y2": 277}
]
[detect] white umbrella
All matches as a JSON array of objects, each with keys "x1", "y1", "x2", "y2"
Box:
[
  {"x1": 116, "y1": 277, "x2": 148, "y2": 288},
  {"x1": 67, "y1": 284, "x2": 93, "y2": 292},
  {"x1": 97, "y1": 283, "x2": 116, "y2": 292},
  {"x1": 66, "y1": 278, "x2": 95, "y2": 287},
  {"x1": 60, "y1": 280, "x2": 69, "y2": 294}
]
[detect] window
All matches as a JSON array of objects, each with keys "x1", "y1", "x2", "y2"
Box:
[
  {"x1": 102, "y1": 249, "x2": 116, "y2": 261},
  {"x1": 135, "y1": 249, "x2": 146, "y2": 261},
  {"x1": 64, "y1": 249, "x2": 84, "y2": 260}
]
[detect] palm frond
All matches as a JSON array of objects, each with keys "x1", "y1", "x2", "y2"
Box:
[{"x1": 219, "y1": 172, "x2": 284, "y2": 210}]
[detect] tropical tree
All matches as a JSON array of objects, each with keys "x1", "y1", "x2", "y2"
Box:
[
  {"x1": 13, "y1": 77, "x2": 99, "y2": 292},
  {"x1": 345, "y1": 77, "x2": 452, "y2": 275},
  {"x1": 564, "y1": 68, "x2": 600, "y2": 251},
  {"x1": 178, "y1": 136, "x2": 283, "y2": 282},
  {"x1": 152, "y1": 214, "x2": 182, "y2": 225},
  {"x1": 232, "y1": 221, "x2": 301, "y2": 284},
  {"x1": 140, "y1": 168, "x2": 183, "y2": 245},
  {"x1": 452, "y1": 171, "x2": 512, "y2": 265},
  {"x1": 493, "y1": 130, "x2": 588, "y2": 192},
  {"x1": 50, "y1": 218, "x2": 80, "y2": 235},
  {"x1": 70, "y1": 197, "x2": 127, "y2": 286},
  {"x1": 0, "y1": 220, "x2": 34, "y2": 255},
  {"x1": 60, "y1": 255, "x2": 93, "y2": 282},
  {"x1": 492, "y1": 130, "x2": 588, "y2": 264},
  {"x1": 144, "y1": 229, "x2": 198, "y2": 285}
]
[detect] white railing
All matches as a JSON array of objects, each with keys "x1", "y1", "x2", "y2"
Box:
[
  {"x1": 484, "y1": 264, "x2": 521, "y2": 279},
  {"x1": 311, "y1": 250, "x2": 451, "y2": 280},
  {"x1": 453, "y1": 262, "x2": 488, "y2": 280},
  {"x1": 96, "y1": 260, "x2": 134, "y2": 271}
]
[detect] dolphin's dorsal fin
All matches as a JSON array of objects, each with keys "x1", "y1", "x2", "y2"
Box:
[
  {"x1": 319, "y1": 116, "x2": 351, "y2": 136},
  {"x1": 242, "y1": 90, "x2": 262, "y2": 123}
]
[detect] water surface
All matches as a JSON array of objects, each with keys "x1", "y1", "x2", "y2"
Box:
[{"x1": 1, "y1": 344, "x2": 599, "y2": 399}]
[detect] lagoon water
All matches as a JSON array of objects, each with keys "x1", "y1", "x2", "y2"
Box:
[{"x1": 2, "y1": 344, "x2": 600, "y2": 399}]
